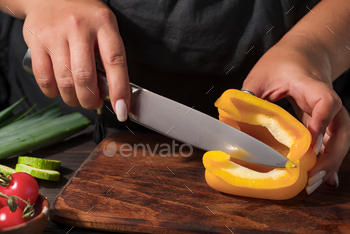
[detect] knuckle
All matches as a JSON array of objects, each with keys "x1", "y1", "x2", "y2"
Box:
[
  {"x1": 325, "y1": 91, "x2": 342, "y2": 110},
  {"x1": 35, "y1": 25, "x2": 60, "y2": 43},
  {"x1": 318, "y1": 82, "x2": 342, "y2": 111},
  {"x1": 333, "y1": 95, "x2": 342, "y2": 110},
  {"x1": 95, "y1": 8, "x2": 116, "y2": 24},
  {"x1": 106, "y1": 53, "x2": 126, "y2": 67},
  {"x1": 35, "y1": 27, "x2": 50, "y2": 42},
  {"x1": 73, "y1": 71, "x2": 94, "y2": 86},
  {"x1": 36, "y1": 77, "x2": 53, "y2": 89},
  {"x1": 68, "y1": 13, "x2": 84, "y2": 30},
  {"x1": 57, "y1": 76, "x2": 75, "y2": 93}
]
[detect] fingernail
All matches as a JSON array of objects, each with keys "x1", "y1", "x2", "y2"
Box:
[
  {"x1": 115, "y1": 99, "x2": 127, "y2": 122},
  {"x1": 334, "y1": 172, "x2": 339, "y2": 187},
  {"x1": 313, "y1": 134, "x2": 323, "y2": 155},
  {"x1": 306, "y1": 178, "x2": 323, "y2": 195},
  {"x1": 308, "y1": 170, "x2": 326, "y2": 186}
]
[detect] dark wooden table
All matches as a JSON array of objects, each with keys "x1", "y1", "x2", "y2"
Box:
[{"x1": 3, "y1": 125, "x2": 349, "y2": 233}]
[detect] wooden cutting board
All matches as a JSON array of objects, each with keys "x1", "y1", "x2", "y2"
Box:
[{"x1": 50, "y1": 132, "x2": 350, "y2": 233}]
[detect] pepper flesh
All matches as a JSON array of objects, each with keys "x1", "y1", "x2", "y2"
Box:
[{"x1": 203, "y1": 89, "x2": 316, "y2": 200}]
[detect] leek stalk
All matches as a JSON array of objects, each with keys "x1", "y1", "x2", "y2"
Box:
[{"x1": 0, "y1": 99, "x2": 91, "y2": 160}]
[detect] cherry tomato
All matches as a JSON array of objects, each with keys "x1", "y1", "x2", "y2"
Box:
[
  {"x1": 0, "y1": 206, "x2": 29, "y2": 229},
  {"x1": 0, "y1": 172, "x2": 39, "y2": 210}
]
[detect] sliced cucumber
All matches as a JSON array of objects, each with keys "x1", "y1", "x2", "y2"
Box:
[
  {"x1": 18, "y1": 156, "x2": 61, "y2": 170},
  {"x1": 0, "y1": 164, "x2": 16, "y2": 175},
  {"x1": 15, "y1": 164, "x2": 60, "y2": 181}
]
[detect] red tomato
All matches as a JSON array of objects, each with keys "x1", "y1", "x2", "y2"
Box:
[
  {"x1": 0, "y1": 206, "x2": 29, "y2": 229},
  {"x1": 0, "y1": 172, "x2": 39, "y2": 210}
]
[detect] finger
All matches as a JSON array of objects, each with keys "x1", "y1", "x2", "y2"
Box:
[
  {"x1": 287, "y1": 78, "x2": 342, "y2": 148},
  {"x1": 288, "y1": 96, "x2": 325, "y2": 155},
  {"x1": 310, "y1": 107, "x2": 350, "y2": 175},
  {"x1": 287, "y1": 96, "x2": 311, "y2": 126},
  {"x1": 307, "y1": 87, "x2": 342, "y2": 142},
  {"x1": 30, "y1": 47, "x2": 59, "y2": 98},
  {"x1": 306, "y1": 106, "x2": 350, "y2": 193},
  {"x1": 242, "y1": 71, "x2": 289, "y2": 101},
  {"x1": 49, "y1": 42, "x2": 80, "y2": 107},
  {"x1": 97, "y1": 17, "x2": 130, "y2": 122},
  {"x1": 242, "y1": 74, "x2": 270, "y2": 99},
  {"x1": 69, "y1": 33, "x2": 103, "y2": 109}
]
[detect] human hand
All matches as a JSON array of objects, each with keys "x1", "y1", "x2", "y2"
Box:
[
  {"x1": 242, "y1": 35, "x2": 350, "y2": 194},
  {"x1": 22, "y1": 0, "x2": 129, "y2": 121}
]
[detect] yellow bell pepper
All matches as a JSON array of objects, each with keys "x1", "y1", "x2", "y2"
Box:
[{"x1": 203, "y1": 89, "x2": 316, "y2": 200}]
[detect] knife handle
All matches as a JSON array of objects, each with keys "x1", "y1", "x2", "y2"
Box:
[{"x1": 22, "y1": 49, "x2": 140, "y2": 101}]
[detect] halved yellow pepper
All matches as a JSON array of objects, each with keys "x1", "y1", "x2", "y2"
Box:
[{"x1": 203, "y1": 89, "x2": 316, "y2": 200}]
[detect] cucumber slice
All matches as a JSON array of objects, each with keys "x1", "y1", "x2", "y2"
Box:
[
  {"x1": 0, "y1": 164, "x2": 16, "y2": 175},
  {"x1": 15, "y1": 164, "x2": 60, "y2": 181},
  {"x1": 18, "y1": 156, "x2": 61, "y2": 170}
]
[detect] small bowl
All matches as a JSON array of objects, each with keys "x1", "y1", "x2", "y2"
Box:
[{"x1": 0, "y1": 194, "x2": 49, "y2": 234}]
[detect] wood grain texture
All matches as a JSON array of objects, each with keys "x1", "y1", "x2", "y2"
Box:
[{"x1": 50, "y1": 132, "x2": 350, "y2": 234}]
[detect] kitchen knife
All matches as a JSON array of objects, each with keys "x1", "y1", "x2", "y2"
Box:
[{"x1": 23, "y1": 49, "x2": 292, "y2": 168}]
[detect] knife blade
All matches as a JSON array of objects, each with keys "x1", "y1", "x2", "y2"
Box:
[
  {"x1": 128, "y1": 85, "x2": 291, "y2": 168},
  {"x1": 23, "y1": 49, "x2": 292, "y2": 168}
]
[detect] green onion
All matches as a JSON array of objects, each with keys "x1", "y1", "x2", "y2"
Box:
[
  {"x1": 0, "y1": 103, "x2": 61, "y2": 138},
  {"x1": 0, "y1": 97, "x2": 26, "y2": 124},
  {"x1": 0, "y1": 104, "x2": 37, "y2": 129},
  {"x1": 0, "y1": 99, "x2": 91, "y2": 160}
]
